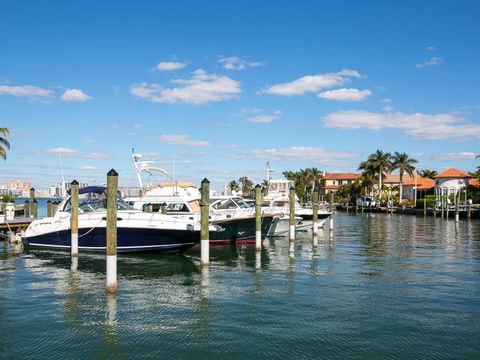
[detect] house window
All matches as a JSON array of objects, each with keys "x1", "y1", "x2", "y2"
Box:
[{"x1": 338, "y1": 180, "x2": 343, "y2": 185}]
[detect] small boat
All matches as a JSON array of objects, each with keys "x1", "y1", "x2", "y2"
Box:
[
  {"x1": 21, "y1": 186, "x2": 214, "y2": 253},
  {"x1": 262, "y1": 179, "x2": 331, "y2": 234}
]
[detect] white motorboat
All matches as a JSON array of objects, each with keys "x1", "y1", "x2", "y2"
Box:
[{"x1": 22, "y1": 186, "x2": 215, "y2": 253}]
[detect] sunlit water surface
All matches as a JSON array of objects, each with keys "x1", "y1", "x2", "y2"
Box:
[{"x1": 1, "y1": 213, "x2": 479, "y2": 359}]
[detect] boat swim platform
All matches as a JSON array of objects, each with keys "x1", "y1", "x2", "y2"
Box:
[{"x1": 0, "y1": 217, "x2": 33, "y2": 233}]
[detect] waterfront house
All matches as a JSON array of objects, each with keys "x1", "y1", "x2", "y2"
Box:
[
  {"x1": 402, "y1": 177, "x2": 435, "y2": 201},
  {"x1": 434, "y1": 168, "x2": 473, "y2": 203},
  {"x1": 320, "y1": 173, "x2": 361, "y2": 197}
]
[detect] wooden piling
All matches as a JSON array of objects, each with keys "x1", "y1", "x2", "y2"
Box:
[
  {"x1": 200, "y1": 178, "x2": 210, "y2": 267},
  {"x1": 31, "y1": 199, "x2": 38, "y2": 219},
  {"x1": 289, "y1": 186, "x2": 295, "y2": 241},
  {"x1": 455, "y1": 192, "x2": 459, "y2": 223},
  {"x1": 47, "y1": 200, "x2": 52, "y2": 217},
  {"x1": 106, "y1": 169, "x2": 118, "y2": 293},
  {"x1": 160, "y1": 202, "x2": 167, "y2": 214},
  {"x1": 445, "y1": 196, "x2": 449, "y2": 220},
  {"x1": 467, "y1": 203, "x2": 471, "y2": 220},
  {"x1": 312, "y1": 190, "x2": 319, "y2": 236},
  {"x1": 30, "y1": 187, "x2": 35, "y2": 201},
  {"x1": 329, "y1": 192, "x2": 334, "y2": 231},
  {"x1": 70, "y1": 180, "x2": 79, "y2": 257},
  {"x1": 423, "y1": 197, "x2": 426, "y2": 217},
  {"x1": 255, "y1": 184, "x2": 262, "y2": 251},
  {"x1": 24, "y1": 200, "x2": 30, "y2": 218},
  {"x1": 440, "y1": 195, "x2": 445, "y2": 220}
]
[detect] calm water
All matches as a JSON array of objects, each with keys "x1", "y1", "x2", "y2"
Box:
[{"x1": 1, "y1": 213, "x2": 479, "y2": 359}]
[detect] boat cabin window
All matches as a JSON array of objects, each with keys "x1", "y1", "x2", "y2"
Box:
[
  {"x1": 166, "y1": 202, "x2": 190, "y2": 212},
  {"x1": 212, "y1": 199, "x2": 238, "y2": 210},
  {"x1": 63, "y1": 191, "x2": 133, "y2": 213},
  {"x1": 141, "y1": 202, "x2": 190, "y2": 213}
]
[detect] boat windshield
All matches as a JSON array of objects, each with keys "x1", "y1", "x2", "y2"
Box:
[{"x1": 63, "y1": 191, "x2": 134, "y2": 213}]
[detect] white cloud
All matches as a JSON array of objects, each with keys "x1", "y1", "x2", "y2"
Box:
[
  {"x1": 45, "y1": 147, "x2": 110, "y2": 159},
  {"x1": 433, "y1": 152, "x2": 477, "y2": 161},
  {"x1": 133, "y1": 123, "x2": 143, "y2": 128},
  {"x1": 61, "y1": 88, "x2": 93, "y2": 102},
  {"x1": 153, "y1": 134, "x2": 210, "y2": 147},
  {"x1": 219, "y1": 144, "x2": 239, "y2": 149},
  {"x1": 155, "y1": 61, "x2": 187, "y2": 71},
  {"x1": 218, "y1": 56, "x2": 263, "y2": 70},
  {"x1": 416, "y1": 56, "x2": 442, "y2": 69},
  {"x1": 227, "y1": 147, "x2": 358, "y2": 167},
  {"x1": 130, "y1": 69, "x2": 241, "y2": 105},
  {"x1": 317, "y1": 88, "x2": 372, "y2": 102},
  {"x1": 0, "y1": 84, "x2": 52, "y2": 99},
  {"x1": 225, "y1": 153, "x2": 247, "y2": 159},
  {"x1": 382, "y1": 106, "x2": 394, "y2": 112},
  {"x1": 262, "y1": 69, "x2": 361, "y2": 96},
  {"x1": 248, "y1": 110, "x2": 282, "y2": 123},
  {"x1": 426, "y1": 46, "x2": 436, "y2": 51},
  {"x1": 323, "y1": 110, "x2": 480, "y2": 140},
  {"x1": 382, "y1": 98, "x2": 392, "y2": 103},
  {"x1": 80, "y1": 166, "x2": 98, "y2": 171},
  {"x1": 46, "y1": 147, "x2": 78, "y2": 155}
]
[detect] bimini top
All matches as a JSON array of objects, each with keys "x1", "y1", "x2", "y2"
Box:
[{"x1": 67, "y1": 186, "x2": 107, "y2": 195}]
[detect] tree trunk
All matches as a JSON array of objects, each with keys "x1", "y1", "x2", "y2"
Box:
[
  {"x1": 399, "y1": 171, "x2": 403, "y2": 204},
  {"x1": 378, "y1": 166, "x2": 382, "y2": 203}
]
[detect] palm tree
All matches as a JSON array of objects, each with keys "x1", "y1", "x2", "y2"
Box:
[
  {"x1": 391, "y1": 152, "x2": 418, "y2": 203},
  {"x1": 419, "y1": 169, "x2": 437, "y2": 179},
  {"x1": 359, "y1": 149, "x2": 392, "y2": 202},
  {"x1": 238, "y1": 176, "x2": 254, "y2": 197},
  {"x1": 261, "y1": 179, "x2": 269, "y2": 195},
  {"x1": 0, "y1": 128, "x2": 10, "y2": 160},
  {"x1": 228, "y1": 179, "x2": 239, "y2": 193}
]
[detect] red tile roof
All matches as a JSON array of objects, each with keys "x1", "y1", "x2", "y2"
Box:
[
  {"x1": 402, "y1": 177, "x2": 435, "y2": 190},
  {"x1": 469, "y1": 178, "x2": 480, "y2": 188},
  {"x1": 434, "y1": 168, "x2": 472, "y2": 179},
  {"x1": 321, "y1": 185, "x2": 339, "y2": 190},
  {"x1": 322, "y1": 172, "x2": 361, "y2": 181}
]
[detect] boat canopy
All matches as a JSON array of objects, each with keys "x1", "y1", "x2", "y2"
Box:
[{"x1": 67, "y1": 186, "x2": 107, "y2": 195}]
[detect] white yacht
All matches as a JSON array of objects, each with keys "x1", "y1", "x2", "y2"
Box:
[{"x1": 22, "y1": 186, "x2": 215, "y2": 253}]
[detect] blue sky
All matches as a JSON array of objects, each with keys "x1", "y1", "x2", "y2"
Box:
[{"x1": 1, "y1": 1, "x2": 479, "y2": 191}]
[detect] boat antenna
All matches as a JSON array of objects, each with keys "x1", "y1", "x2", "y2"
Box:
[{"x1": 132, "y1": 148, "x2": 144, "y2": 194}]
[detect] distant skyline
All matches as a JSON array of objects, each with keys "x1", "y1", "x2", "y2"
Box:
[{"x1": 1, "y1": 1, "x2": 479, "y2": 191}]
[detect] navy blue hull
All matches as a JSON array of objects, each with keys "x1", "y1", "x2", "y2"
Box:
[
  {"x1": 297, "y1": 213, "x2": 331, "y2": 221},
  {"x1": 23, "y1": 227, "x2": 200, "y2": 254}
]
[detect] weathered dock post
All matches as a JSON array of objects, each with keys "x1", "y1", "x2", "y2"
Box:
[
  {"x1": 467, "y1": 201, "x2": 471, "y2": 220},
  {"x1": 160, "y1": 202, "x2": 167, "y2": 214},
  {"x1": 52, "y1": 201, "x2": 59, "y2": 215},
  {"x1": 455, "y1": 192, "x2": 460, "y2": 223},
  {"x1": 441, "y1": 195, "x2": 444, "y2": 219},
  {"x1": 70, "y1": 180, "x2": 79, "y2": 257},
  {"x1": 47, "y1": 200, "x2": 52, "y2": 217},
  {"x1": 423, "y1": 198, "x2": 427, "y2": 217},
  {"x1": 30, "y1": 187, "x2": 35, "y2": 201},
  {"x1": 32, "y1": 199, "x2": 38, "y2": 219},
  {"x1": 445, "y1": 195, "x2": 449, "y2": 220},
  {"x1": 200, "y1": 178, "x2": 210, "y2": 267},
  {"x1": 289, "y1": 186, "x2": 295, "y2": 241},
  {"x1": 329, "y1": 193, "x2": 334, "y2": 231},
  {"x1": 255, "y1": 184, "x2": 262, "y2": 251},
  {"x1": 312, "y1": 189, "x2": 319, "y2": 236},
  {"x1": 106, "y1": 169, "x2": 118, "y2": 293},
  {"x1": 24, "y1": 200, "x2": 30, "y2": 218},
  {"x1": 30, "y1": 188, "x2": 36, "y2": 218}
]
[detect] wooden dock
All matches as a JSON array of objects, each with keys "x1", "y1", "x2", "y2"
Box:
[{"x1": 0, "y1": 217, "x2": 33, "y2": 233}]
